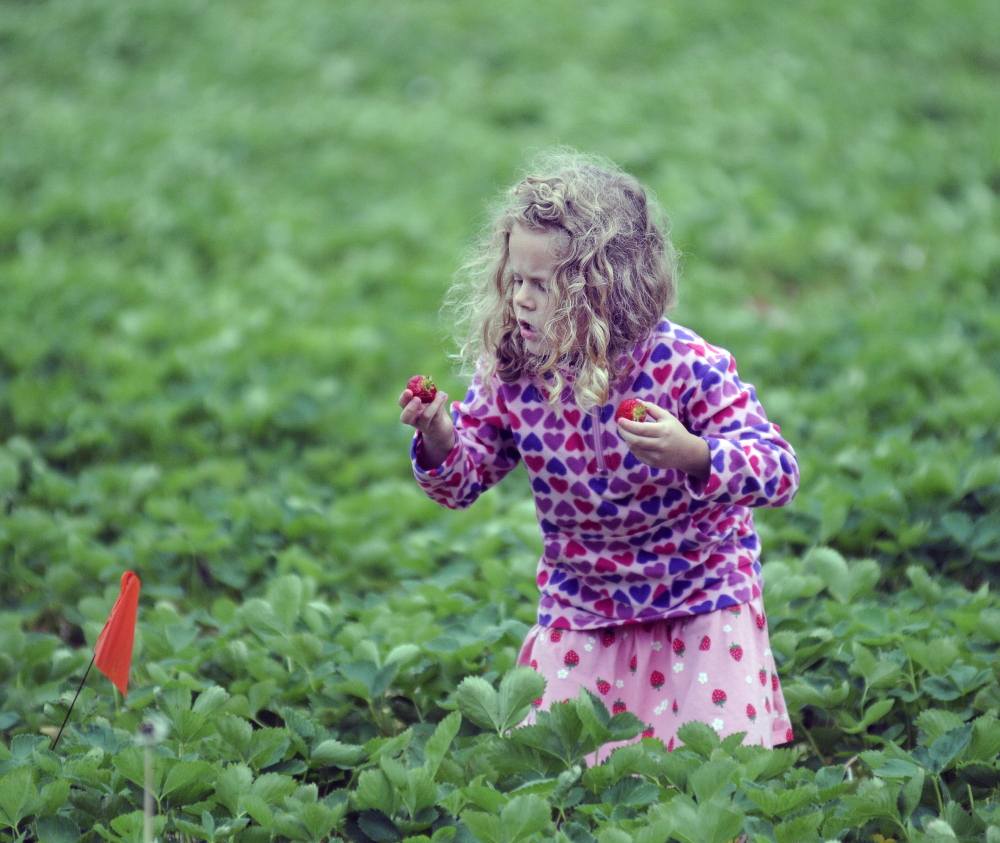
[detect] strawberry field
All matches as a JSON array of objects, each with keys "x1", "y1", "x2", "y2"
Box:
[{"x1": 2, "y1": 0, "x2": 1000, "y2": 841}]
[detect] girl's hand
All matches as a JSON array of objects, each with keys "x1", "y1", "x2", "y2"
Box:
[
  {"x1": 399, "y1": 388, "x2": 456, "y2": 470},
  {"x1": 617, "y1": 402, "x2": 711, "y2": 481}
]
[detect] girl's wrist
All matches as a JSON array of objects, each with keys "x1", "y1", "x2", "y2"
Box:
[{"x1": 679, "y1": 433, "x2": 711, "y2": 481}]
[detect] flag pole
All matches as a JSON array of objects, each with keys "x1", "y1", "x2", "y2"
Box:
[{"x1": 51, "y1": 655, "x2": 96, "y2": 751}]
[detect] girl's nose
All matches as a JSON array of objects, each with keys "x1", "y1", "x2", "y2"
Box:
[{"x1": 513, "y1": 285, "x2": 533, "y2": 310}]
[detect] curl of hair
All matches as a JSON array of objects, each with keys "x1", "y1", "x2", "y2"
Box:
[{"x1": 445, "y1": 148, "x2": 679, "y2": 409}]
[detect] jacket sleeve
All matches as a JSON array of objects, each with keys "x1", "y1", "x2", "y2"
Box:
[
  {"x1": 673, "y1": 342, "x2": 799, "y2": 509},
  {"x1": 411, "y1": 374, "x2": 522, "y2": 510}
]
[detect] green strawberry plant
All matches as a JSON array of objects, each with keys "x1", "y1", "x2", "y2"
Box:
[{"x1": 3, "y1": 0, "x2": 1000, "y2": 839}]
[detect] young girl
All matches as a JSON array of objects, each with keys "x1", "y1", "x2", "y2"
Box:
[{"x1": 399, "y1": 149, "x2": 799, "y2": 753}]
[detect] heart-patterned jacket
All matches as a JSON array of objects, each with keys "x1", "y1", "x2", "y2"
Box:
[{"x1": 411, "y1": 319, "x2": 799, "y2": 630}]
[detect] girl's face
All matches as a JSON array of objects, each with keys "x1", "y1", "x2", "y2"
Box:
[{"x1": 508, "y1": 224, "x2": 563, "y2": 355}]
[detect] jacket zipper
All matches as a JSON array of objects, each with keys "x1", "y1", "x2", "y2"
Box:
[{"x1": 590, "y1": 407, "x2": 608, "y2": 476}]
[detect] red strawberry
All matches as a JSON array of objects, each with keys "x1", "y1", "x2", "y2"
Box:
[
  {"x1": 601, "y1": 630, "x2": 616, "y2": 648},
  {"x1": 532, "y1": 697, "x2": 543, "y2": 707},
  {"x1": 758, "y1": 668, "x2": 767, "y2": 686},
  {"x1": 650, "y1": 670, "x2": 665, "y2": 690},
  {"x1": 596, "y1": 678, "x2": 611, "y2": 696},
  {"x1": 671, "y1": 699, "x2": 679, "y2": 715},
  {"x1": 615, "y1": 398, "x2": 648, "y2": 423},
  {"x1": 785, "y1": 728, "x2": 794, "y2": 743},
  {"x1": 765, "y1": 698, "x2": 772, "y2": 714},
  {"x1": 771, "y1": 674, "x2": 779, "y2": 692},
  {"x1": 756, "y1": 612, "x2": 766, "y2": 630},
  {"x1": 550, "y1": 629, "x2": 563, "y2": 643},
  {"x1": 629, "y1": 655, "x2": 637, "y2": 674},
  {"x1": 667, "y1": 736, "x2": 675, "y2": 752},
  {"x1": 612, "y1": 699, "x2": 627, "y2": 714},
  {"x1": 641, "y1": 727, "x2": 655, "y2": 738},
  {"x1": 406, "y1": 375, "x2": 437, "y2": 403},
  {"x1": 729, "y1": 605, "x2": 742, "y2": 616},
  {"x1": 711, "y1": 689, "x2": 727, "y2": 707},
  {"x1": 699, "y1": 635, "x2": 711, "y2": 651},
  {"x1": 672, "y1": 638, "x2": 685, "y2": 657},
  {"x1": 729, "y1": 643, "x2": 743, "y2": 662},
  {"x1": 747, "y1": 703, "x2": 757, "y2": 722},
  {"x1": 530, "y1": 659, "x2": 538, "y2": 670},
  {"x1": 564, "y1": 650, "x2": 579, "y2": 669}
]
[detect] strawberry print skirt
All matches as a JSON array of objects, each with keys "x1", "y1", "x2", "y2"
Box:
[{"x1": 517, "y1": 597, "x2": 793, "y2": 759}]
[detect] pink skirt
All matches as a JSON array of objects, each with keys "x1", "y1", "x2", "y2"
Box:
[{"x1": 517, "y1": 596, "x2": 793, "y2": 759}]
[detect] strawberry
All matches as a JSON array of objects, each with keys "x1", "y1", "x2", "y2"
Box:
[
  {"x1": 612, "y1": 699, "x2": 627, "y2": 714},
  {"x1": 728, "y1": 605, "x2": 742, "y2": 616},
  {"x1": 747, "y1": 703, "x2": 757, "y2": 722},
  {"x1": 650, "y1": 670, "x2": 665, "y2": 690},
  {"x1": 532, "y1": 697, "x2": 543, "y2": 708},
  {"x1": 785, "y1": 727, "x2": 795, "y2": 743},
  {"x1": 758, "y1": 668, "x2": 767, "y2": 686},
  {"x1": 615, "y1": 398, "x2": 648, "y2": 423},
  {"x1": 641, "y1": 727, "x2": 655, "y2": 738},
  {"x1": 629, "y1": 655, "x2": 637, "y2": 674},
  {"x1": 772, "y1": 674, "x2": 779, "y2": 692},
  {"x1": 596, "y1": 678, "x2": 611, "y2": 696},
  {"x1": 530, "y1": 659, "x2": 538, "y2": 670},
  {"x1": 672, "y1": 638, "x2": 685, "y2": 657},
  {"x1": 699, "y1": 635, "x2": 711, "y2": 651},
  {"x1": 756, "y1": 612, "x2": 766, "y2": 630},
  {"x1": 672, "y1": 699, "x2": 679, "y2": 715},
  {"x1": 564, "y1": 650, "x2": 579, "y2": 669},
  {"x1": 765, "y1": 697, "x2": 772, "y2": 714},
  {"x1": 406, "y1": 375, "x2": 437, "y2": 403},
  {"x1": 667, "y1": 736, "x2": 675, "y2": 752},
  {"x1": 601, "y1": 630, "x2": 616, "y2": 648},
  {"x1": 711, "y1": 689, "x2": 727, "y2": 707},
  {"x1": 729, "y1": 643, "x2": 743, "y2": 662},
  {"x1": 550, "y1": 629, "x2": 563, "y2": 643}
]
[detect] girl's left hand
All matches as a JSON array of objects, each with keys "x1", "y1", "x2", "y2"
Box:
[{"x1": 617, "y1": 402, "x2": 711, "y2": 481}]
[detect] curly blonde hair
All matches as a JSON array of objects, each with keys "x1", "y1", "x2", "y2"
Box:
[{"x1": 446, "y1": 148, "x2": 679, "y2": 410}]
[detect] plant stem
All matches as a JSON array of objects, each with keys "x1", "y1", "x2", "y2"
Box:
[{"x1": 144, "y1": 745, "x2": 155, "y2": 843}]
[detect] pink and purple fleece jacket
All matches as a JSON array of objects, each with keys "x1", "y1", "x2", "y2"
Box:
[{"x1": 411, "y1": 319, "x2": 799, "y2": 631}]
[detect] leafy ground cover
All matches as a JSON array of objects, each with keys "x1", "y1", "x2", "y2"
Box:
[{"x1": 2, "y1": 0, "x2": 999, "y2": 840}]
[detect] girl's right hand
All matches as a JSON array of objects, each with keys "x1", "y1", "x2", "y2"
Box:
[{"x1": 399, "y1": 388, "x2": 456, "y2": 469}]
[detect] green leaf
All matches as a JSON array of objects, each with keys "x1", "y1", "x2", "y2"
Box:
[
  {"x1": 912, "y1": 723, "x2": 974, "y2": 774},
  {"x1": 687, "y1": 757, "x2": 740, "y2": 803},
  {"x1": 192, "y1": 685, "x2": 230, "y2": 715},
  {"x1": 161, "y1": 759, "x2": 215, "y2": 802},
  {"x1": 267, "y1": 574, "x2": 303, "y2": 631},
  {"x1": 312, "y1": 738, "x2": 366, "y2": 769},
  {"x1": 455, "y1": 676, "x2": 501, "y2": 733},
  {"x1": 0, "y1": 767, "x2": 40, "y2": 829},
  {"x1": 34, "y1": 814, "x2": 81, "y2": 843},
  {"x1": 676, "y1": 721, "x2": 721, "y2": 757},
  {"x1": 742, "y1": 782, "x2": 819, "y2": 819},
  {"x1": 423, "y1": 711, "x2": 461, "y2": 778},
  {"x1": 461, "y1": 810, "x2": 502, "y2": 843},
  {"x1": 497, "y1": 666, "x2": 547, "y2": 733},
  {"x1": 499, "y1": 794, "x2": 552, "y2": 843},
  {"x1": 899, "y1": 766, "x2": 926, "y2": 821},
  {"x1": 969, "y1": 715, "x2": 1000, "y2": 763},
  {"x1": 215, "y1": 763, "x2": 252, "y2": 816},
  {"x1": 774, "y1": 810, "x2": 823, "y2": 843},
  {"x1": 840, "y1": 778, "x2": 901, "y2": 827},
  {"x1": 355, "y1": 769, "x2": 400, "y2": 816},
  {"x1": 840, "y1": 697, "x2": 894, "y2": 733}
]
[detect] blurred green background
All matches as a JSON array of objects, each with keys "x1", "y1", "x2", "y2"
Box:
[{"x1": 2, "y1": 0, "x2": 999, "y2": 622}]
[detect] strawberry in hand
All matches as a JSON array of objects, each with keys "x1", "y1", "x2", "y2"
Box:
[
  {"x1": 406, "y1": 375, "x2": 438, "y2": 404},
  {"x1": 615, "y1": 398, "x2": 648, "y2": 423}
]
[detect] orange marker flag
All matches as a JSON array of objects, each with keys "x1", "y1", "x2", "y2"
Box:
[{"x1": 94, "y1": 571, "x2": 141, "y2": 696}]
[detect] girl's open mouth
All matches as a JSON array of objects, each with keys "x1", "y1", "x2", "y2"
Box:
[{"x1": 519, "y1": 320, "x2": 538, "y2": 340}]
